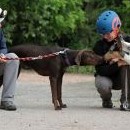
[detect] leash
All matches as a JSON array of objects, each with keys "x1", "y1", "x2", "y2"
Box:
[{"x1": 0, "y1": 49, "x2": 69, "y2": 61}]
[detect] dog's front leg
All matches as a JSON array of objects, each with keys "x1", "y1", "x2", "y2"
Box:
[
  {"x1": 49, "y1": 76, "x2": 61, "y2": 110},
  {"x1": 57, "y1": 74, "x2": 67, "y2": 108}
]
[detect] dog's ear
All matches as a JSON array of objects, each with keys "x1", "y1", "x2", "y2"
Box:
[{"x1": 75, "y1": 50, "x2": 85, "y2": 65}]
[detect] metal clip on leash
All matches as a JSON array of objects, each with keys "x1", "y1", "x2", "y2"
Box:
[
  {"x1": 54, "y1": 48, "x2": 69, "y2": 55},
  {"x1": 31, "y1": 55, "x2": 43, "y2": 60}
]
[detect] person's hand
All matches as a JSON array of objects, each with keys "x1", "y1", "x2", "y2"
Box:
[{"x1": 0, "y1": 54, "x2": 7, "y2": 63}]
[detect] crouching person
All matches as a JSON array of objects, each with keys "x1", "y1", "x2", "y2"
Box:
[
  {"x1": 93, "y1": 10, "x2": 130, "y2": 111},
  {"x1": 0, "y1": 8, "x2": 19, "y2": 111}
]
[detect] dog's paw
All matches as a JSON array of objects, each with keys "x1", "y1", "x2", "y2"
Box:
[
  {"x1": 61, "y1": 104, "x2": 67, "y2": 108},
  {"x1": 55, "y1": 106, "x2": 62, "y2": 110}
]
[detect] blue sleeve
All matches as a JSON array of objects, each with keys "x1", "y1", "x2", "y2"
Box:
[{"x1": 0, "y1": 29, "x2": 8, "y2": 54}]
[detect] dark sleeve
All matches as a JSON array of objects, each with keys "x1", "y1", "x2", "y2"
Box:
[
  {"x1": 93, "y1": 41, "x2": 119, "y2": 76},
  {"x1": 95, "y1": 63, "x2": 119, "y2": 76},
  {"x1": 93, "y1": 41, "x2": 104, "y2": 55},
  {"x1": 0, "y1": 29, "x2": 8, "y2": 54}
]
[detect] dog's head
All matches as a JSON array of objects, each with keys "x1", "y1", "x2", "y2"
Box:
[
  {"x1": 104, "y1": 51, "x2": 122, "y2": 61},
  {"x1": 75, "y1": 50, "x2": 103, "y2": 66}
]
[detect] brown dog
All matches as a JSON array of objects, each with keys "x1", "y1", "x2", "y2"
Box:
[
  {"x1": 7, "y1": 44, "x2": 103, "y2": 110},
  {"x1": 104, "y1": 51, "x2": 122, "y2": 61},
  {"x1": 104, "y1": 51, "x2": 128, "y2": 66}
]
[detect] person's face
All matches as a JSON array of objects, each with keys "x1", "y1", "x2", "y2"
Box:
[{"x1": 101, "y1": 28, "x2": 120, "y2": 42}]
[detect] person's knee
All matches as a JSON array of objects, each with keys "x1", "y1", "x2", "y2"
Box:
[
  {"x1": 5, "y1": 53, "x2": 19, "y2": 66},
  {"x1": 95, "y1": 75, "x2": 112, "y2": 93},
  {"x1": 6, "y1": 53, "x2": 18, "y2": 58}
]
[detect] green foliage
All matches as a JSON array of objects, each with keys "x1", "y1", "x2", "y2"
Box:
[
  {"x1": 1, "y1": 0, "x2": 130, "y2": 49},
  {"x1": 1, "y1": 0, "x2": 86, "y2": 46},
  {"x1": 119, "y1": 0, "x2": 130, "y2": 34},
  {"x1": 67, "y1": 66, "x2": 95, "y2": 74}
]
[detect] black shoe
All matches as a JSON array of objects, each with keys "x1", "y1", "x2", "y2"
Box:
[
  {"x1": 102, "y1": 100, "x2": 113, "y2": 108},
  {"x1": 120, "y1": 103, "x2": 130, "y2": 111},
  {"x1": 0, "y1": 101, "x2": 17, "y2": 111}
]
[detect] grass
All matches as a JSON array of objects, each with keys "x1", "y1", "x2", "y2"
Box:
[{"x1": 66, "y1": 66, "x2": 95, "y2": 74}]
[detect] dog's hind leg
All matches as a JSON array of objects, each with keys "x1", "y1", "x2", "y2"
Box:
[
  {"x1": 57, "y1": 73, "x2": 67, "y2": 108},
  {"x1": 49, "y1": 76, "x2": 61, "y2": 110}
]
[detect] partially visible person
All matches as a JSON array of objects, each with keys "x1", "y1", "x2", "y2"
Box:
[
  {"x1": 93, "y1": 10, "x2": 130, "y2": 111},
  {"x1": 0, "y1": 8, "x2": 19, "y2": 111}
]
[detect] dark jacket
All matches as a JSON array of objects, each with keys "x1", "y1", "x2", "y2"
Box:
[
  {"x1": 0, "y1": 29, "x2": 7, "y2": 54},
  {"x1": 93, "y1": 34, "x2": 130, "y2": 78}
]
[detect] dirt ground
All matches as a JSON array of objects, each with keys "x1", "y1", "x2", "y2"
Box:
[{"x1": 0, "y1": 70, "x2": 130, "y2": 130}]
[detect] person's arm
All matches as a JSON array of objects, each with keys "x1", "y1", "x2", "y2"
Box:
[
  {"x1": 95, "y1": 62, "x2": 120, "y2": 76},
  {"x1": 93, "y1": 41, "x2": 119, "y2": 76},
  {"x1": 0, "y1": 29, "x2": 8, "y2": 54}
]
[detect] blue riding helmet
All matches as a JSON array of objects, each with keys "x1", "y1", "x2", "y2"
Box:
[{"x1": 96, "y1": 10, "x2": 121, "y2": 35}]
